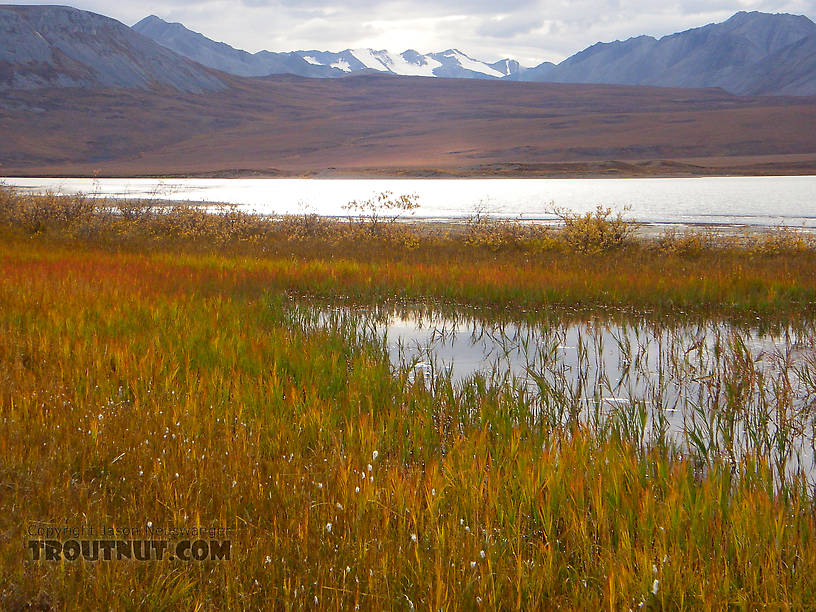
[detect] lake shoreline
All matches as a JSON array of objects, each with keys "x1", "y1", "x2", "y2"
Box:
[
  {"x1": 5, "y1": 174, "x2": 815, "y2": 229},
  {"x1": 5, "y1": 157, "x2": 816, "y2": 180}
]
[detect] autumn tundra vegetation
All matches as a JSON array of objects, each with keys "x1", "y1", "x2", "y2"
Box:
[{"x1": 1, "y1": 185, "x2": 816, "y2": 609}]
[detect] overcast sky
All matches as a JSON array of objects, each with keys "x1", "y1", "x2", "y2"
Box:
[{"x1": 12, "y1": 0, "x2": 816, "y2": 65}]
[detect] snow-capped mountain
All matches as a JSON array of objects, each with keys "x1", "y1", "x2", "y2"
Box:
[
  {"x1": 133, "y1": 16, "x2": 523, "y2": 80},
  {"x1": 127, "y1": 12, "x2": 816, "y2": 96},
  {"x1": 296, "y1": 48, "x2": 517, "y2": 79}
]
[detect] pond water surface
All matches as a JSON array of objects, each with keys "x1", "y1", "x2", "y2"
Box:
[{"x1": 307, "y1": 305, "x2": 816, "y2": 481}]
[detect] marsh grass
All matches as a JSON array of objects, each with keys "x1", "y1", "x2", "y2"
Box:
[
  {"x1": 2, "y1": 186, "x2": 816, "y2": 318},
  {"x1": 2, "y1": 187, "x2": 816, "y2": 608}
]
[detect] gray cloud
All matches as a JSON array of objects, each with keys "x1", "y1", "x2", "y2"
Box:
[
  {"x1": 244, "y1": 0, "x2": 541, "y2": 12},
  {"x1": 7, "y1": 0, "x2": 816, "y2": 65}
]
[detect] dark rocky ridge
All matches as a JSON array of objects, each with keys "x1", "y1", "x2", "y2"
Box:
[
  {"x1": 132, "y1": 15, "x2": 342, "y2": 79},
  {"x1": 0, "y1": 5, "x2": 225, "y2": 92}
]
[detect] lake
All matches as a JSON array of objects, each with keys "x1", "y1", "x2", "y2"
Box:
[{"x1": 3, "y1": 175, "x2": 816, "y2": 227}]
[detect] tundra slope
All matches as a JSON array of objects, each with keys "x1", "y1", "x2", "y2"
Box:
[{"x1": 2, "y1": 75, "x2": 815, "y2": 177}]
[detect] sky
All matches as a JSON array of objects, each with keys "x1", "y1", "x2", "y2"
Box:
[{"x1": 10, "y1": 0, "x2": 816, "y2": 65}]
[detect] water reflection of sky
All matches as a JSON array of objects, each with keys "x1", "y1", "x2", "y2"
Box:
[
  {"x1": 4, "y1": 176, "x2": 816, "y2": 227},
  {"x1": 323, "y1": 307, "x2": 816, "y2": 481}
]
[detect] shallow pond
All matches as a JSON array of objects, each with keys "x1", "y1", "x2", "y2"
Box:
[{"x1": 303, "y1": 304, "x2": 816, "y2": 482}]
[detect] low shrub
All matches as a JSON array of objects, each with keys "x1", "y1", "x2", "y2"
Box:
[
  {"x1": 751, "y1": 225, "x2": 814, "y2": 255},
  {"x1": 341, "y1": 191, "x2": 420, "y2": 240},
  {"x1": 553, "y1": 205, "x2": 635, "y2": 253},
  {"x1": 464, "y1": 209, "x2": 552, "y2": 251}
]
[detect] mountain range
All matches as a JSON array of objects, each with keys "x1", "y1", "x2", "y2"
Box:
[
  {"x1": 131, "y1": 10, "x2": 816, "y2": 96},
  {"x1": 132, "y1": 15, "x2": 521, "y2": 81},
  {"x1": 0, "y1": 6, "x2": 813, "y2": 96}
]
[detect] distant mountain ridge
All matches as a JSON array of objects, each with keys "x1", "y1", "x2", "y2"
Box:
[
  {"x1": 134, "y1": 10, "x2": 816, "y2": 96},
  {"x1": 131, "y1": 15, "x2": 339, "y2": 79},
  {"x1": 0, "y1": 5, "x2": 224, "y2": 92},
  {"x1": 518, "y1": 11, "x2": 816, "y2": 96},
  {"x1": 0, "y1": 6, "x2": 813, "y2": 97},
  {"x1": 132, "y1": 15, "x2": 523, "y2": 80}
]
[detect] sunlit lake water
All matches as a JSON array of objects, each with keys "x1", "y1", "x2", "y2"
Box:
[{"x1": 3, "y1": 175, "x2": 816, "y2": 227}]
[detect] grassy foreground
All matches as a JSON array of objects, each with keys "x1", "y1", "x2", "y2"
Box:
[{"x1": 1, "y1": 190, "x2": 816, "y2": 609}]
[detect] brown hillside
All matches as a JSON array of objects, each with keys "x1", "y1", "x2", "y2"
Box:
[{"x1": 1, "y1": 74, "x2": 815, "y2": 177}]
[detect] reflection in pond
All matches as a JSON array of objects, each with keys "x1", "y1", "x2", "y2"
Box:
[{"x1": 289, "y1": 303, "x2": 816, "y2": 485}]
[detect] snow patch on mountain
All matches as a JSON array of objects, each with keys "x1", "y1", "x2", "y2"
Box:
[
  {"x1": 493, "y1": 59, "x2": 517, "y2": 76},
  {"x1": 440, "y1": 49, "x2": 505, "y2": 78},
  {"x1": 330, "y1": 58, "x2": 351, "y2": 72},
  {"x1": 350, "y1": 48, "x2": 389, "y2": 71},
  {"x1": 307, "y1": 47, "x2": 512, "y2": 78},
  {"x1": 385, "y1": 51, "x2": 442, "y2": 77}
]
